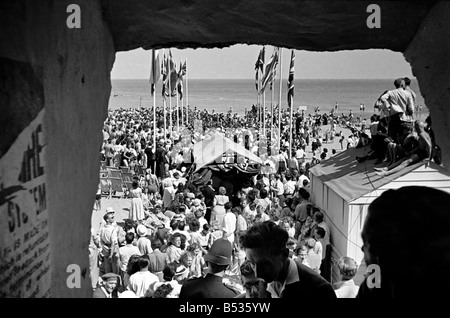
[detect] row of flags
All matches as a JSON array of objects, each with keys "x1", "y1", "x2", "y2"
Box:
[
  {"x1": 254, "y1": 47, "x2": 295, "y2": 107},
  {"x1": 149, "y1": 49, "x2": 186, "y2": 100}
]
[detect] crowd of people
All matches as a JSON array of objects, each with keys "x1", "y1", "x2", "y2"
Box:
[
  {"x1": 90, "y1": 76, "x2": 446, "y2": 299},
  {"x1": 90, "y1": 156, "x2": 346, "y2": 298}
]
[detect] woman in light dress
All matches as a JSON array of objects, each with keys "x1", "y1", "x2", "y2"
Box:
[
  {"x1": 210, "y1": 187, "x2": 229, "y2": 227},
  {"x1": 129, "y1": 181, "x2": 145, "y2": 222}
]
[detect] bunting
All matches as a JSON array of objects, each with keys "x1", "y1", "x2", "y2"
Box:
[{"x1": 287, "y1": 50, "x2": 295, "y2": 107}]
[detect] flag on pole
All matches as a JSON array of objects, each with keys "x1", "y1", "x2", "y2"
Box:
[
  {"x1": 161, "y1": 53, "x2": 168, "y2": 99},
  {"x1": 177, "y1": 61, "x2": 186, "y2": 100},
  {"x1": 168, "y1": 50, "x2": 178, "y2": 97},
  {"x1": 254, "y1": 47, "x2": 265, "y2": 91},
  {"x1": 287, "y1": 50, "x2": 295, "y2": 107},
  {"x1": 260, "y1": 47, "x2": 279, "y2": 94},
  {"x1": 149, "y1": 49, "x2": 160, "y2": 96}
]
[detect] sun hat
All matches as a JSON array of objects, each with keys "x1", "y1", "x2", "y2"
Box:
[
  {"x1": 204, "y1": 238, "x2": 233, "y2": 266},
  {"x1": 105, "y1": 207, "x2": 115, "y2": 213},
  {"x1": 136, "y1": 224, "x2": 148, "y2": 237},
  {"x1": 186, "y1": 193, "x2": 195, "y2": 199},
  {"x1": 193, "y1": 198, "x2": 201, "y2": 206}
]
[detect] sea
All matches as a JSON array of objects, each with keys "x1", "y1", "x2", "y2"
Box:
[{"x1": 109, "y1": 79, "x2": 427, "y2": 117}]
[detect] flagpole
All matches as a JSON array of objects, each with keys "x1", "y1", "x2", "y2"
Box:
[
  {"x1": 169, "y1": 60, "x2": 173, "y2": 137},
  {"x1": 289, "y1": 95, "x2": 293, "y2": 160},
  {"x1": 186, "y1": 57, "x2": 189, "y2": 128},
  {"x1": 176, "y1": 84, "x2": 179, "y2": 133},
  {"x1": 153, "y1": 80, "x2": 157, "y2": 154},
  {"x1": 151, "y1": 49, "x2": 158, "y2": 172},
  {"x1": 181, "y1": 61, "x2": 184, "y2": 129},
  {"x1": 258, "y1": 72, "x2": 261, "y2": 131},
  {"x1": 176, "y1": 61, "x2": 179, "y2": 133},
  {"x1": 263, "y1": 91, "x2": 266, "y2": 139},
  {"x1": 181, "y1": 83, "x2": 184, "y2": 128},
  {"x1": 271, "y1": 76, "x2": 274, "y2": 150},
  {"x1": 278, "y1": 48, "x2": 283, "y2": 151}
]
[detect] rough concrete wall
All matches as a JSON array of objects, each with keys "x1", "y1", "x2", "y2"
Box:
[
  {"x1": 0, "y1": 0, "x2": 115, "y2": 297},
  {"x1": 105, "y1": 0, "x2": 436, "y2": 52},
  {"x1": 404, "y1": 1, "x2": 450, "y2": 171}
]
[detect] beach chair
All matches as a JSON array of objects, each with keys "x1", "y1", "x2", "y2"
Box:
[
  {"x1": 123, "y1": 181, "x2": 134, "y2": 192},
  {"x1": 99, "y1": 171, "x2": 109, "y2": 178},
  {"x1": 99, "y1": 177, "x2": 112, "y2": 199},
  {"x1": 135, "y1": 165, "x2": 144, "y2": 176},
  {"x1": 109, "y1": 177, "x2": 125, "y2": 198},
  {"x1": 108, "y1": 169, "x2": 122, "y2": 179},
  {"x1": 121, "y1": 172, "x2": 133, "y2": 183},
  {"x1": 120, "y1": 166, "x2": 130, "y2": 173}
]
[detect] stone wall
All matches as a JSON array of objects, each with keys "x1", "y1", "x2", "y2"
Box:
[
  {"x1": 0, "y1": 0, "x2": 115, "y2": 297},
  {"x1": 404, "y1": 1, "x2": 450, "y2": 170}
]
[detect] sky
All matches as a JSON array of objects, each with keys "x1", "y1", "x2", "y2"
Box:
[{"x1": 111, "y1": 44, "x2": 415, "y2": 80}]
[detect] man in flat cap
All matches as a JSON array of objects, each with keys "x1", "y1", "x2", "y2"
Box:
[
  {"x1": 93, "y1": 273, "x2": 120, "y2": 298},
  {"x1": 179, "y1": 238, "x2": 239, "y2": 298}
]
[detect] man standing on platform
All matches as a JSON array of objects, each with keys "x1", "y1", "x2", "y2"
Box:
[{"x1": 381, "y1": 78, "x2": 414, "y2": 144}]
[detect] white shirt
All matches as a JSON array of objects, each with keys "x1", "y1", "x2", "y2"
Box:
[
  {"x1": 276, "y1": 180, "x2": 284, "y2": 196},
  {"x1": 119, "y1": 244, "x2": 141, "y2": 272},
  {"x1": 335, "y1": 279, "x2": 360, "y2": 298},
  {"x1": 222, "y1": 211, "x2": 237, "y2": 243},
  {"x1": 127, "y1": 271, "x2": 159, "y2": 298}
]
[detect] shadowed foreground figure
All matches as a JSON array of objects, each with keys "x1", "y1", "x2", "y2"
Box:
[
  {"x1": 239, "y1": 221, "x2": 336, "y2": 298},
  {"x1": 357, "y1": 186, "x2": 450, "y2": 298}
]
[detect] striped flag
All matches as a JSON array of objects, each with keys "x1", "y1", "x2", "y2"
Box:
[
  {"x1": 287, "y1": 50, "x2": 295, "y2": 107},
  {"x1": 161, "y1": 53, "x2": 168, "y2": 99},
  {"x1": 260, "y1": 47, "x2": 279, "y2": 94},
  {"x1": 177, "y1": 61, "x2": 186, "y2": 100},
  {"x1": 255, "y1": 47, "x2": 265, "y2": 91},
  {"x1": 149, "y1": 49, "x2": 160, "y2": 96},
  {"x1": 167, "y1": 50, "x2": 178, "y2": 97}
]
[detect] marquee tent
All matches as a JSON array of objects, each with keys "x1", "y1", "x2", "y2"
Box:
[{"x1": 308, "y1": 147, "x2": 450, "y2": 282}]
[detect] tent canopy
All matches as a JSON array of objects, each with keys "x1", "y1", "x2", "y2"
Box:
[
  {"x1": 308, "y1": 147, "x2": 423, "y2": 202},
  {"x1": 192, "y1": 132, "x2": 262, "y2": 172}
]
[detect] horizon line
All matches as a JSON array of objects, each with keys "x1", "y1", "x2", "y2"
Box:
[{"x1": 111, "y1": 77, "x2": 415, "y2": 81}]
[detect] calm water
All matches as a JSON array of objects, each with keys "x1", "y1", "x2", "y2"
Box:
[{"x1": 109, "y1": 79, "x2": 426, "y2": 116}]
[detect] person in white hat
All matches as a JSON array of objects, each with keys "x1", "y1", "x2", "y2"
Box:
[
  {"x1": 136, "y1": 224, "x2": 152, "y2": 256},
  {"x1": 98, "y1": 209, "x2": 120, "y2": 275},
  {"x1": 179, "y1": 238, "x2": 239, "y2": 298}
]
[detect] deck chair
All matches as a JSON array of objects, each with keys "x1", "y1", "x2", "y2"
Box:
[
  {"x1": 109, "y1": 177, "x2": 125, "y2": 198},
  {"x1": 123, "y1": 181, "x2": 134, "y2": 192},
  {"x1": 135, "y1": 165, "x2": 144, "y2": 176},
  {"x1": 120, "y1": 166, "x2": 130, "y2": 173},
  {"x1": 99, "y1": 171, "x2": 109, "y2": 178},
  {"x1": 99, "y1": 177, "x2": 112, "y2": 199},
  {"x1": 100, "y1": 161, "x2": 107, "y2": 172},
  {"x1": 108, "y1": 169, "x2": 122, "y2": 179},
  {"x1": 121, "y1": 172, "x2": 133, "y2": 183}
]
